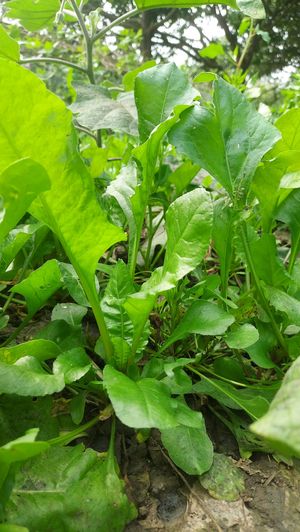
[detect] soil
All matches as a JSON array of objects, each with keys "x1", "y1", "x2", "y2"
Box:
[{"x1": 124, "y1": 430, "x2": 300, "y2": 532}]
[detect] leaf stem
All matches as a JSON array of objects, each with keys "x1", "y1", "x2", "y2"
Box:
[
  {"x1": 48, "y1": 415, "x2": 100, "y2": 446},
  {"x1": 19, "y1": 56, "x2": 87, "y2": 74},
  {"x1": 92, "y1": 8, "x2": 139, "y2": 43},
  {"x1": 240, "y1": 222, "x2": 287, "y2": 354}
]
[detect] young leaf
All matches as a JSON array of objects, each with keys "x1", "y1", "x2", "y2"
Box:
[
  {"x1": 225, "y1": 323, "x2": 259, "y2": 349},
  {"x1": 0, "y1": 357, "x2": 65, "y2": 396},
  {"x1": 51, "y1": 303, "x2": 87, "y2": 327},
  {"x1": 169, "y1": 77, "x2": 280, "y2": 200},
  {"x1": 135, "y1": 63, "x2": 197, "y2": 142},
  {"x1": 0, "y1": 224, "x2": 42, "y2": 273},
  {"x1": 53, "y1": 348, "x2": 91, "y2": 384},
  {"x1": 161, "y1": 300, "x2": 235, "y2": 351},
  {"x1": 4, "y1": 0, "x2": 60, "y2": 31},
  {"x1": 212, "y1": 199, "x2": 236, "y2": 295},
  {"x1": 0, "y1": 24, "x2": 20, "y2": 61},
  {"x1": 251, "y1": 356, "x2": 300, "y2": 456},
  {"x1": 161, "y1": 417, "x2": 213, "y2": 475},
  {"x1": 103, "y1": 365, "x2": 203, "y2": 430},
  {"x1": 0, "y1": 159, "x2": 50, "y2": 242},
  {"x1": 4, "y1": 445, "x2": 137, "y2": 530},
  {"x1": 123, "y1": 60, "x2": 156, "y2": 91},
  {"x1": 11, "y1": 260, "x2": 62, "y2": 318},
  {"x1": 70, "y1": 85, "x2": 138, "y2": 136}
]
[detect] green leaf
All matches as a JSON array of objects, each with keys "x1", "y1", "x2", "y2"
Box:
[
  {"x1": 134, "y1": 0, "x2": 265, "y2": 17},
  {"x1": 123, "y1": 61, "x2": 156, "y2": 91},
  {"x1": 135, "y1": 63, "x2": 197, "y2": 142},
  {"x1": 51, "y1": 303, "x2": 87, "y2": 327},
  {"x1": 103, "y1": 365, "x2": 203, "y2": 430},
  {"x1": 167, "y1": 161, "x2": 200, "y2": 195},
  {"x1": 199, "y1": 453, "x2": 245, "y2": 502},
  {"x1": 0, "y1": 224, "x2": 41, "y2": 273},
  {"x1": 4, "y1": 445, "x2": 137, "y2": 531},
  {"x1": 0, "y1": 395, "x2": 59, "y2": 445},
  {"x1": 194, "y1": 379, "x2": 270, "y2": 419},
  {"x1": 0, "y1": 356, "x2": 65, "y2": 396},
  {"x1": 251, "y1": 356, "x2": 300, "y2": 456},
  {"x1": 169, "y1": 77, "x2": 280, "y2": 200},
  {"x1": 58, "y1": 263, "x2": 89, "y2": 307},
  {"x1": 0, "y1": 59, "x2": 125, "y2": 336},
  {"x1": 236, "y1": 0, "x2": 265, "y2": 18},
  {"x1": 225, "y1": 323, "x2": 259, "y2": 349},
  {"x1": 161, "y1": 300, "x2": 234, "y2": 351},
  {"x1": 0, "y1": 340, "x2": 61, "y2": 364},
  {"x1": 0, "y1": 429, "x2": 49, "y2": 470},
  {"x1": 70, "y1": 85, "x2": 138, "y2": 136},
  {"x1": 265, "y1": 286, "x2": 300, "y2": 327},
  {"x1": 4, "y1": 0, "x2": 60, "y2": 30},
  {"x1": 53, "y1": 348, "x2": 91, "y2": 384},
  {"x1": 245, "y1": 233, "x2": 289, "y2": 288},
  {"x1": 245, "y1": 322, "x2": 277, "y2": 369},
  {"x1": 199, "y1": 43, "x2": 224, "y2": 58},
  {"x1": 270, "y1": 109, "x2": 300, "y2": 155},
  {"x1": 212, "y1": 199, "x2": 235, "y2": 295},
  {"x1": 11, "y1": 260, "x2": 62, "y2": 318},
  {"x1": 0, "y1": 159, "x2": 50, "y2": 242},
  {"x1": 161, "y1": 417, "x2": 213, "y2": 475},
  {"x1": 276, "y1": 189, "x2": 300, "y2": 272},
  {"x1": 0, "y1": 525, "x2": 28, "y2": 531},
  {"x1": 0, "y1": 25, "x2": 19, "y2": 61}
]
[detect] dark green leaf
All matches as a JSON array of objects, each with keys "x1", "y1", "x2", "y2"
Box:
[
  {"x1": 135, "y1": 63, "x2": 197, "y2": 142},
  {"x1": 53, "y1": 348, "x2": 91, "y2": 384},
  {"x1": 169, "y1": 77, "x2": 280, "y2": 199},
  {"x1": 51, "y1": 303, "x2": 87, "y2": 327},
  {"x1": 103, "y1": 365, "x2": 203, "y2": 430},
  {"x1": 161, "y1": 417, "x2": 213, "y2": 475}
]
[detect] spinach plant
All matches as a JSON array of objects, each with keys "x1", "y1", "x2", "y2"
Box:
[{"x1": 0, "y1": 0, "x2": 300, "y2": 529}]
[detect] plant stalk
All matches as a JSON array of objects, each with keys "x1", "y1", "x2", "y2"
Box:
[
  {"x1": 19, "y1": 56, "x2": 87, "y2": 74},
  {"x1": 93, "y1": 8, "x2": 139, "y2": 43}
]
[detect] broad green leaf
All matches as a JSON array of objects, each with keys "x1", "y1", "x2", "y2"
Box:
[
  {"x1": 0, "y1": 356, "x2": 65, "y2": 396},
  {"x1": 0, "y1": 59, "x2": 125, "y2": 334},
  {"x1": 161, "y1": 300, "x2": 234, "y2": 351},
  {"x1": 270, "y1": 109, "x2": 300, "y2": 155},
  {"x1": 53, "y1": 348, "x2": 91, "y2": 384},
  {"x1": 252, "y1": 152, "x2": 300, "y2": 232},
  {"x1": 135, "y1": 63, "x2": 197, "y2": 142},
  {"x1": 225, "y1": 323, "x2": 259, "y2": 349},
  {"x1": 110, "y1": 337, "x2": 132, "y2": 372},
  {"x1": 169, "y1": 77, "x2": 280, "y2": 200},
  {"x1": 123, "y1": 60, "x2": 156, "y2": 91},
  {"x1": 4, "y1": 0, "x2": 60, "y2": 30},
  {"x1": 194, "y1": 379, "x2": 270, "y2": 419},
  {"x1": 265, "y1": 286, "x2": 300, "y2": 327},
  {"x1": 251, "y1": 356, "x2": 300, "y2": 456},
  {"x1": 0, "y1": 395, "x2": 59, "y2": 445},
  {"x1": 35, "y1": 319, "x2": 84, "y2": 351},
  {"x1": 199, "y1": 453, "x2": 245, "y2": 502},
  {"x1": 0, "y1": 340, "x2": 61, "y2": 364},
  {"x1": 0, "y1": 159, "x2": 50, "y2": 242},
  {"x1": 11, "y1": 259, "x2": 62, "y2": 318},
  {"x1": 70, "y1": 85, "x2": 138, "y2": 136},
  {"x1": 134, "y1": 0, "x2": 265, "y2": 18},
  {"x1": 199, "y1": 43, "x2": 224, "y2": 58},
  {"x1": 245, "y1": 322, "x2": 277, "y2": 369},
  {"x1": 4, "y1": 445, "x2": 137, "y2": 531},
  {"x1": 51, "y1": 303, "x2": 87, "y2": 327},
  {"x1": 244, "y1": 233, "x2": 289, "y2": 288},
  {"x1": 103, "y1": 365, "x2": 203, "y2": 430},
  {"x1": 161, "y1": 417, "x2": 213, "y2": 475},
  {"x1": 0, "y1": 429, "x2": 49, "y2": 470},
  {"x1": 276, "y1": 189, "x2": 300, "y2": 272},
  {"x1": 0, "y1": 25, "x2": 19, "y2": 61}
]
